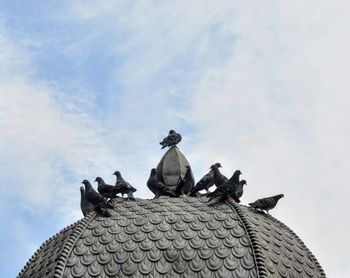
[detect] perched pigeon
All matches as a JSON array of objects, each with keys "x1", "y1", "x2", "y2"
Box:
[
  {"x1": 82, "y1": 180, "x2": 112, "y2": 217},
  {"x1": 147, "y1": 168, "x2": 176, "y2": 198},
  {"x1": 210, "y1": 163, "x2": 228, "y2": 187},
  {"x1": 113, "y1": 171, "x2": 137, "y2": 200},
  {"x1": 95, "y1": 176, "x2": 119, "y2": 199},
  {"x1": 207, "y1": 170, "x2": 242, "y2": 205},
  {"x1": 230, "y1": 180, "x2": 247, "y2": 203},
  {"x1": 190, "y1": 163, "x2": 221, "y2": 196},
  {"x1": 80, "y1": 186, "x2": 94, "y2": 216},
  {"x1": 176, "y1": 165, "x2": 195, "y2": 196},
  {"x1": 160, "y1": 130, "x2": 182, "y2": 149},
  {"x1": 249, "y1": 194, "x2": 284, "y2": 214}
]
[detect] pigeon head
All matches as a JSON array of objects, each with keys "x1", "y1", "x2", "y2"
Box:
[
  {"x1": 214, "y1": 163, "x2": 222, "y2": 168},
  {"x1": 210, "y1": 164, "x2": 218, "y2": 170},
  {"x1": 94, "y1": 177, "x2": 104, "y2": 183},
  {"x1": 234, "y1": 170, "x2": 242, "y2": 176},
  {"x1": 150, "y1": 168, "x2": 157, "y2": 175},
  {"x1": 81, "y1": 180, "x2": 92, "y2": 189},
  {"x1": 81, "y1": 179, "x2": 89, "y2": 185},
  {"x1": 113, "y1": 171, "x2": 121, "y2": 177},
  {"x1": 240, "y1": 180, "x2": 247, "y2": 185}
]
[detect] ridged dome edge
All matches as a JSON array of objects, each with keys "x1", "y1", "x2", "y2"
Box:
[
  {"x1": 226, "y1": 198, "x2": 268, "y2": 278},
  {"x1": 53, "y1": 212, "x2": 97, "y2": 278}
]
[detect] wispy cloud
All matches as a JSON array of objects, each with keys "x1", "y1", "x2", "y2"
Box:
[{"x1": 1, "y1": 1, "x2": 349, "y2": 277}]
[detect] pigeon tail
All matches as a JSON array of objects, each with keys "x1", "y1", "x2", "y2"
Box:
[
  {"x1": 207, "y1": 196, "x2": 222, "y2": 206},
  {"x1": 95, "y1": 207, "x2": 111, "y2": 217}
]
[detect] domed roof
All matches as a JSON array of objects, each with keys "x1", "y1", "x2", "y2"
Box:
[{"x1": 18, "y1": 197, "x2": 326, "y2": 278}]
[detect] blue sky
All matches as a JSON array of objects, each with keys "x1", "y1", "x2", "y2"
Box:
[{"x1": 1, "y1": 1, "x2": 350, "y2": 277}]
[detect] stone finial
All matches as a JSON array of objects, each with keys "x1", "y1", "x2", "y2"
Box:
[{"x1": 156, "y1": 146, "x2": 194, "y2": 192}]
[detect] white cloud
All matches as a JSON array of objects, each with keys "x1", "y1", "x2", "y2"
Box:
[
  {"x1": 64, "y1": 1, "x2": 350, "y2": 276},
  {"x1": 0, "y1": 28, "x2": 119, "y2": 220},
  {"x1": 2, "y1": 1, "x2": 350, "y2": 276}
]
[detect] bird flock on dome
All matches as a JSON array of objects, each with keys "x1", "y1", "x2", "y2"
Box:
[{"x1": 80, "y1": 130, "x2": 284, "y2": 217}]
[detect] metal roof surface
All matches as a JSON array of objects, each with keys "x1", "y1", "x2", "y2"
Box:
[{"x1": 18, "y1": 197, "x2": 326, "y2": 278}]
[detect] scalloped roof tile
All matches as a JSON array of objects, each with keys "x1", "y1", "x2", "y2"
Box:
[{"x1": 18, "y1": 197, "x2": 326, "y2": 278}]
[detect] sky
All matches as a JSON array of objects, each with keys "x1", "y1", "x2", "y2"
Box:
[{"x1": 0, "y1": 1, "x2": 349, "y2": 277}]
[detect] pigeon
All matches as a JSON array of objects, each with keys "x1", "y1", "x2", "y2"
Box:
[
  {"x1": 113, "y1": 171, "x2": 137, "y2": 200},
  {"x1": 147, "y1": 168, "x2": 176, "y2": 198},
  {"x1": 248, "y1": 194, "x2": 284, "y2": 214},
  {"x1": 176, "y1": 165, "x2": 195, "y2": 196},
  {"x1": 210, "y1": 163, "x2": 228, "y2": 187},
  {"x1": 207, "y1": 170, "x2": 242, "y2": 205},
  {"x1": 95, "y1": 176, "x2": 119, "y2": 199},
  {"x1": 160, "y1": 130, "x2": 182, "y2": 149},
  {"x1": 190, "y1": 163, "x2": 221, "y2": 196},
  {"x1": 82, "y1": 180, "x2": 112, "y2": 217},
  {"x1": 80, "y1": 186, "x2": 94, "y2": 216},
  {"x1": 230, "y1": 180, "x2": 247, "y2": 203}
]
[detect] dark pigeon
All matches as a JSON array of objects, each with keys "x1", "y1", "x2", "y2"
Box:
[
  {"x1": 80, "y1": 186, "x2": 94, "y2": 216},
  {"x1": 190, "y1": 163, "x2": 222, "y2": 196},
  {"x1": 176, "y1": 165, "x2": 195, "y2": 196},
  {"x1": 82, "y1": 180, "x2": 112, "y2": 217},
  {"x1": 160, "y1": 130, "x2": 182, "y2": 149},
  {"x1": 210, "y1": 163, "x2": 228, "y2": 187},
  {"x1": 147, "y1": 168, "x2": 176, "y2": 198},
  {"x1": 95, "y1": 176, "x2": 119, "y2": 199},
  {"x1": 207, "y1": 170, "x2": 242, "y2": 205},
  {"x1": 249, "y1": 194, "x2": 284, "y2": 214},
  {"x1": 113, "y1": 171, "x2": 137, "y2": 200},
  {"x1": 230, "y1": 180, "x2": 247, "y2": 203}
]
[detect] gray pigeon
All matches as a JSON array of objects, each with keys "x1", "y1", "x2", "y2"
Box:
[
  {"x1": 147, "y1": 168, "x2": 176, "y2": 198},
  {"x1": 190, "y1": 163, "x2": 221, "y2": 196},
  {"x1": 113, "y1": 171, "x2": 136, "y2": 200},
  {"x1": 210, "y1": 163, "x2": 228, "y2": 187},
  {"x1": 230, "y1": 180, "x2": 247, "y2": 203},
  {"x1": 160, "y1": 130, "x2": 182, "y2": 149},
  {"x1": 82, "y1": 180, "x2": 112, "y2": 217},
  {"x1": 95, "y1": 176, "x2": 119, "y2": 199},
  {"x1": 249, "y1": 194, "x2": 284, "y2": 214},
  {"x1": 80, "y1": 186, "x2": 94, "y2": 216},
  {"x1": 176, "y1": 165, "x2": 195, "y2": 196},
  {"x1": 207, "y1": 170, "x2": 242, "y2": 205}
]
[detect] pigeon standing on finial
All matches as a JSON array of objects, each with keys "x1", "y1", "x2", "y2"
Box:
[
  {"x1": 95, "y1": 176, "x2": 119, "y2": 199},
  {"x1": 82, "y1": 180, "x2": 112, "y2": 217},
  {"x1": 160, "y1": 130, "x2": 182, "y2": 149},
  {"x1": 249, "y1": 194, "x2": 284, "y2": 214},
  {"x1": 147, "y1": 168, "x2": 176, "y2": 198},
  {"x1": 207, "y1": 170, "x2": 242, "y2": 206},
  {"x1": 113, "y1": 171, "x2": 136, "y2": 200},
  {"x1": 210, "y1": 163, "x2": 228, "y2": 187},
  {"x1": 176, "y1": 165, "x2": 194, "y2": 196},
  {"x1": 80, "y1": 186, "x2": 95, "y2": 216},
  {"x1": 190, "y1": 163, "x2": 222, "y2": 196}
]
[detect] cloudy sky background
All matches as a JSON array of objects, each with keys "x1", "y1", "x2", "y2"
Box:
[{"x1": 0, "y1": 1, "x2": 349, "y2": 276}]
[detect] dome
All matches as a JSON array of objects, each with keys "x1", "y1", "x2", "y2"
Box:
[{"x1": 18, "y1": 197, "x2": 326, "y2": 278}]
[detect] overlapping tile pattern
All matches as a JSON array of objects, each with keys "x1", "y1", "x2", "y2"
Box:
[
  {"x1": 18, "y1": 196, "x2": 326, "y2": 278},
  {"x1": 63, "y1": 197, "x2": 258, "y2": 277},
  {"x1": 18, "y1": 222, "x2": 77, "y2": 278},
  {"x1": 238, "y1": 205, "x2": 326, "y2": 278}
]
